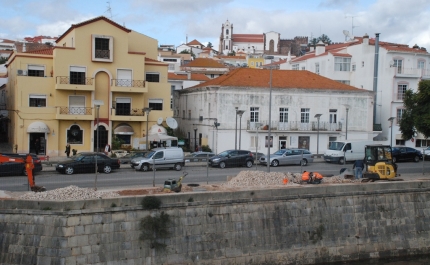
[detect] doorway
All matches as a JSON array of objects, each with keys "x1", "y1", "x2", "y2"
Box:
[
  {"x1": 29, "y1": 133, "x2": 46, "y2": 155},
  {"x1": 279, "y1": 137, "x2": 287, "y2": 149},
  {"x1": 94, "y1": 126, "x2": 108, "y2": 152}
]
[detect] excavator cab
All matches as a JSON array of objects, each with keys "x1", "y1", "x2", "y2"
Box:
[
  {"x1": 363, "y1": 145, "x2": 397, "y2": 180},
  {"x1": 163, "y1": 172, "x2": 188, "y2": 193}
]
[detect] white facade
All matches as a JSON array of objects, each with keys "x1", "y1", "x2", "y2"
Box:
[
  {"x1": 176, "y1": 44, "x2": 204, "y2": 58},
  {"x1": 282, "y1": 36, "x2": 430, "y2": 149},
  {"x1": 176, "y1": 79, "x2": 374, "y2": 155}
]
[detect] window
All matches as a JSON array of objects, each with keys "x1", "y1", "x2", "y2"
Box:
[
  {"x1": 149, "y1": 99, "x2": 163, "y2": 110},
  {"x1": 397, "y1": 84, "x2": 407, "y2": 100},
  {"x1": 28, "y1": 65, "x2": 44, "y2": 77},
  {"x1": 67, "y1": 125, "x2": 83, "y2": 144},
  {"x1": 393, "y1": 59, "x2": 403, "y2": 74},
  {"x1": 396, "y1": 109, "x2": 404, "y2": 124},
  {"x1": 210, "y1": 74, "x2": 215, "y2": 78},
  {"x1": 292, "y1": 64, "x2": 299, "y2": 70},
  {"x1": 250, "y1": 136, "x2": 258, "y2": 148},
  {"x1": 182, "y1": 110, "x2": 185, "y2": 119},
  {"x1": 168, "y1": 64, "x2": 175, "y2": 71},
  {"x1": 396, "y1": 139, "x2": 405, "y2": 146},
  {"x1": 337, "y1": 80, "x2": 350, "y2": 85},
  {"x1": 418, "y1": 60, "x2": 425, "y2": 69},
  {"x1": 328, "y1": 109, "x2": 337, "y2": 124},
  {"x1": 69, "y1": 96, "x2": 86, "y2": 115},
  {"x1": 250, "y1": 107, "x2": 259, "y2": 122},
  {"x1": 301, "y1": 66, "x2": 306, "y2": 70},
  {"x1": 362, "y1": 61, "x2": 364, "y2": 67},
  {"x1": 29, "y1": 94, "x2": 46, "y2": 107},
  {"x1": 334, "y1": 57, "x2": 351, "y2": 71},
  {"x1": 301, "y1": 108, "x2": 310, "y2": 123},
  {"x1": 188, "y1": 110, "x2": 191, "y2": 120},
  {"x1": 163, "y1": 59, "x2": 177, "y2": 62},
  {"x1": 328, "y1": 137, "x2": 337, "y2": 148},
  {"x1": 315, "y1": 63, "x2": 319, "y2": 74},
  {"x1": 146, "y1": 72, "x2": 160, "y2": 82},
  {"x1": 116, "y1": 98, "x2": 131, "y2": 116},
  {"x1": 92, "y1": 35, "x2": 113, "y2": 62},
  {"x1": 352, "y1": 64, "x2": 356, "y2": 71},
  {"x1": 226, "y1": 29, "x2": 229, "y2": 35},
  {"x1": 116, "y1": 69, "x2": 132, "y2": 87},
  {"x1": 70, "y1": 66, "x2": 86, "y2": 85},
  {"x1": 116, "y1": 135, "x2": 131, "y2": 145},
  {"x1": 279, "y1": 108, "x2": 288, "y2": 123}
]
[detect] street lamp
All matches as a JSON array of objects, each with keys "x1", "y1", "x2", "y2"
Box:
[
  {"x1": 343, "y1": 104, "x2": 350, "y2": 140},
  {"x1": 143, "y1": 107, "x2": 152, "y2": 150},
  {"x1": 236, "y1": 110, "x2": 245, "y2": 150},
  {"x1": 93, "y1": 99, "x2": 104, "y2": 191},
  {"x1": 314, "y1": 114, "x2": 322, "y2": 155},
  {"x1": 234, "y1": 107, "x2": 238, "y2": 150},
  {"x1": 388, "y1": 117, "x2": 395, "y2": 147},
  {"x1": 194, "y1": 127, "x2": 198, "y2": 152},
  {"x1": 267, "y1": 65, "x2": 273, "y2": 173}
]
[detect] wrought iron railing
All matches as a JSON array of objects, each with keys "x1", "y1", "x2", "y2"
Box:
[
  {"x1": 114, "y1": 108, "x2": 145, "y2": 116},
  {"x1": 111, "y1": 79, "x2": 145, "y2": 87},
  {"x1": 247, "y1": 120, "x2": 342, "y2": 131},
  {"x1": 59, "y1": 107, "x2": 92, "y2": 115},
  {"x1": 95, "y1": 49, "x2": 110, "y2": 59},
  {"x1": 56, "y1": 76, "x2": 94, "y2": 85}
]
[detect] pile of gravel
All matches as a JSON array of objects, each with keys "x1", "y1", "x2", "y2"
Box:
[
  {"x1": 222, "y1": 171, "x2": 302, "y2": 187},
  {"x1": 19, "y1": 185, "x2": 120, "y2": 200}
]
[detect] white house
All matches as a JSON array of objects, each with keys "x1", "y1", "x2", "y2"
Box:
[
  {"x1": 281, "y1": 34, "x2": 430, "y2": 149},
  {"x1": 175, "y1": 68, "x2": 375, "y2": 155}
]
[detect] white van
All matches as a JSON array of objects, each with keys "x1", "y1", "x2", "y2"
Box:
[
  {"x1": 324, "y1": 141, "x2": 374, "y2": 164},
  {"x1": 131, "y1": 147, "x2": 184, "y2": 171}
]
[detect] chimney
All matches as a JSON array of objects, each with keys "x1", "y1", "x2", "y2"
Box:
[
  {"x1": 315, "y1": 41, "x2": 325, "y2": 56},
  {"x1": 413, "y1": 44, "x2": 420, "y2": 50},
  {"x1": 363, "y1": 33, "x2": 369, "y2": 45}
]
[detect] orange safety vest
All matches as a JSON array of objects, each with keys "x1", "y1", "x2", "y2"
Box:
[
  {"x1": 313, "y1": 172, "x2": 323, "y2": 180},
  {"x1": 302, "y1": 171, "x2": 310, "y2": 181}
]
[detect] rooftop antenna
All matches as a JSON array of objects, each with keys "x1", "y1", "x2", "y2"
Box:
[
  {"x1": 345, "y1": 15, "x2": 359, "y2": 38},
  {"x1": 105, "y1": 1, "x2": 117, "y2": 19}
]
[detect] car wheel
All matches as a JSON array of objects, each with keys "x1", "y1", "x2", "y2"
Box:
[
  {"x1": 219, "y1": 162, "x2": 226, "y2": 169},
  {"x1": 140, "y1": 164, "x2": 149, "y2": 172},
  {"x1": 338, "y1": 158, "x2": 345, "y2": 164},
  {"x1": 301, "y1": 159, "x2": 308, "y2": 166},
  {"x1": 103, "y1": 165, "x2": 112, "y2": 174},
  {"x1": 271, "y1": 160, "x2": 279, "y2": 167},
  {"x1": 392, "y1": 157, "x2": 397, "y2": 163},
  {"x1": 246, "y1": 160, "x2": 253, "y2": 168},
  {"x1": 174, "y1": 163, "x2": 182, "y2": 171},
  {"x1": 413, "y1": 156, "x2": 420, "y2": 162},
  {"x1": 65, "y1": 166, "x2": 74, "y2": 175}
]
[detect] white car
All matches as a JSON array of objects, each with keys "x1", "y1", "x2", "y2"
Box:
[{"x1": 424, "y1": 147, "x2": 430, "y2": 156}]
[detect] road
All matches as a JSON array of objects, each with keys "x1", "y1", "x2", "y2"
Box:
[{"x1": 2, "y1": 161, "x2": 430, "y2": 192}]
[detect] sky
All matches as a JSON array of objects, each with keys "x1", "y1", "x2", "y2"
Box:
[{"x1": 1, "y1": 0, "x2": 430, "y2": 51}]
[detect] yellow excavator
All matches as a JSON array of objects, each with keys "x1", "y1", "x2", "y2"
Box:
[
  {"x1": 163, "y1": 172, "x2": 188, "y2": 192},
  {"x1": 363, "y1": 144, "x2": 398, "y2": 181}
]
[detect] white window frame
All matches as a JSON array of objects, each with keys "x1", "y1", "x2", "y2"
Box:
[
  {"x1": 334, "y1": 57, "x2": 351, "y2": 71},
  {"x1": 27, "y1": 65, "x2": 45, "y2": 77},
  {"x1": 315, "y1": 63, "x2": 320, "y2": 74},
  {"x1": 279, "y1": 108, "x2": 288, "y2": 123},
  {"x1": 301, "y1": 108, "x2": 310, "y2": 123},
  {"x1": 116, "y1": 69, "x2": 133, "y2": 87},
  {"x1": 393, "y1": 59, "x2": 403, "y2": 74},
  {"x1": 329, "y1": 109, "x2": 337, "y2": 123},
  {"x1": 92, "y1": 34, "x2": 113, "y2": 62},
  {"x1": 396, "y1": 109, "x2": 404, "y2": 124},
  {"x1": 250, "y1": 107, "x2": 259, "y2": 123},
  {"x1": 292, "y1": 64, "x2": 299, "y2": 70},
  {"x1": 68, "y1": 95, "x2": 86, "y2": 115},
  {"x1": 397, "y1": 83, "x2": 408, "y2": 100}
]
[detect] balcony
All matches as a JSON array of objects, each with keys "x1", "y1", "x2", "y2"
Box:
[
  {"x1": 394, "y1": 68, "x2": 422, "y2": 78},
  {"x1": 111, "y1": 108, "x2": 146, "y2": 121},
  {"x1": 56, "y1": 107, "x2": 94, "y2": 120},
  {"x1": 421, "y1": 69, "x2": 430, "y2": 80},
  {"x1": 55, "y1": 76, "x2": 95, "y2": 91},
  {"x1": 247, "y1": 120, "x2": 342, "y2": 131},
  {"x1": 111, "y1": 79, "x2": 148, "y2": 93},
  {"x1": 393, "y1": 93, "x2": 405, "y2": 102}
]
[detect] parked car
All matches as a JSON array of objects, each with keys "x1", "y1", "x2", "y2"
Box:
[
  {"x1": 391, "y1": 146, "x2": 422, "y2": 163},
  {"x1": 131, "y1": 147, "x2": 185, "y2": 171},
  {"x1": 0, "y1": 153, "x2": 42, "y2": 176},
  {"x1": 185, "y1": 152, "x2": 215, "y2": 162},
  {"x1": 208, "y1": 150, "x2": 254, "y2": 169},
  {"x1": 259, "y1": 149, "x2": 314, "y2": 167},
  {"x1": 56, "y1": 152, "x2": 120, "y2": 175},
  {"x1": 424, "y1": 147, "x2": 430, "y2": 156},
  {"x1": 119, "y1": 152, "x2": 147, "y2": 165}
]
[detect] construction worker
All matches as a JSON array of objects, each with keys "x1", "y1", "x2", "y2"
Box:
[
  {"x1": 302, "y1": 171, "x2": 311, "y2": 183},
  {"x1": 312, "y1": 172, "x2": 324, "y2": 184}
]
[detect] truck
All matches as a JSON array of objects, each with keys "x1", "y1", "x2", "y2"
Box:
[{"x1": 324, "y1": 140, "x2": 374, "y2": 164}]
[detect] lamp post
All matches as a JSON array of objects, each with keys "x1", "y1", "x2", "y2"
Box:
[
  {"x1": 267, "y1": 65, "x2": 273, "y2": 173},
  {"x1": 255, "y1": 122, "x2": 262, "y2": 170},
  {"x1": 143, "y1": 107, "x2": 152, "y2": 150},
  {"x1": 194, "y1": 127, "x2": 198, "y2": 152},
  {"x1": 93, "y1": 100, "x2": 104, "y2": 191},
  {"x1": 236, "y1": 110, "x2": 245, "y2": 150},
  {"x1": 235, "y1": 107, "x2": 238, "y2": 150},
  {"x1": 314, "y1": 114, "x2": 322, "y2": 155},
  {"x1": 388, "y1": 117, "x2": 395, "y2": 147},
  {"x1": 343, "y1": 104, "x2": 350, "y2": 140}
]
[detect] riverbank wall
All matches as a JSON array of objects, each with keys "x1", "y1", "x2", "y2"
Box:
[{"x1": 1, "y1": 180, "x2": 430, "y2": 264}]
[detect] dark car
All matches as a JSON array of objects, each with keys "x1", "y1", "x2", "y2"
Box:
[
  {"x1": 185, "y1": 152, "x2": 215, "y2": 162},
  {"x1": 56, "y1": 152, "x2": 120, "y2": 175},
  {"x1": 0, "y1": 153, "x2": 42, "y2": 176},
  {"x1": 119, "y1": 152, "x2": 147, "y2": 165},
  {"x1": 208, "y1": 150, "x2": 254, "y2": 169},
  {"x1": 391, "y1": 146, "x2": 422, "y2": 163}
]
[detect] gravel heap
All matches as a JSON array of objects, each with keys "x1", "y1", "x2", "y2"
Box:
[
  {"x1": 19, "y1": 185, "x2": 120, "y2": 200},
  {"x1": 222, "y1": 171, "x2": 302, "y2": 187}
]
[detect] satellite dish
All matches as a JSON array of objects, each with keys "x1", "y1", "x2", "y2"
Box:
[
  {"x1": 157, "y1": 117, "x2": 163, "y2": 125},
  {"x1": 166, "y1": 117, "x2": 178, "y2": 129}
]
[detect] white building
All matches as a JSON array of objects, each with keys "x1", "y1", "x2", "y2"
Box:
[
  {"x1": 175, "y1": 68, "x2": 375, "y2": 155},
  {"x1": 281, "y1": 34, "x2": 430, "y2": 148}
]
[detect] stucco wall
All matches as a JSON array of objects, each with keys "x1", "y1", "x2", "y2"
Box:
[{"x1": 1, "y1": 181, "x2": 430, "y2": 264}]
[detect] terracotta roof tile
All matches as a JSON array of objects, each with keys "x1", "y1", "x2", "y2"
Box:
[
  {"x1": 232, "y1": 34, "x2": 264, "y2": 43},
  {"x1": 187, "y1": 39, "x2": 204, "y2": 46},
  {"x1": 193, "y1": 68, "x2": 366, "y2": 91},
  {"x1": 218, "y1": 55, "x2": 246, "y2": 59},
  {"x1": 182, "y1": 58, "x2": 227, "y2": 68},
  {"x1": 26, "y1": 48, "x2": 54, "y2": 55},
  {"x1": 168, "y1": 73, "x2": 210, "y2": 81}
]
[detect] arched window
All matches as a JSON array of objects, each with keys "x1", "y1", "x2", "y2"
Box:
[
  {"x1": 67, "y1": 125, "x2": 83, "y2": 144},
  {"x1": 226, "y1": 29, "x2": 229, "y2": 35}
]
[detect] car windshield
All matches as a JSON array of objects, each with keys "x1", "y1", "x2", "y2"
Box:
[
  {"x1": 329, "y1": 142, "x2": 345, "y2": 151},
  {"x1": 144, "y1": 151, "x2": 155, "y2": 158},
  {"x1": 73, "y1": 154, "x2": 86, "y2": 161},
  {"x1": 218, "y1": 151, "x2": 230, "y2": 157}
]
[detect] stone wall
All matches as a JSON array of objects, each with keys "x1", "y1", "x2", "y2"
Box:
[{"x1": 1, "y1": 181, "x2": 430, "y2": 264}]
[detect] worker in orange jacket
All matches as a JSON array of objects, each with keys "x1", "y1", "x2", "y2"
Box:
[
  {"x1": 302, "y1": 171, "x2": 323, "y2": 184},
  {"x1": 302, "y1": 171, "x2": 311, "y2": 183}
]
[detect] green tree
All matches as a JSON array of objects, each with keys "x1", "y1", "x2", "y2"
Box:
[
  {"x1": 227, "y1": 50, "x2": 236, "y2": 56},
  {"x1": 179, "y1": 49, "x2": 196, "y2": 59},
  {"x1": 308, "y1": 34, "x2": 332, "y2": 48},
  {"x1": 399, "y1": 80, "x2": 430, "y2": 139},
  {"x1": 0, "y1": 56, "x2": 7, "y2": 64},
  {"x1": 207, "y1": 42, "x2": 213, "y2": 48}
]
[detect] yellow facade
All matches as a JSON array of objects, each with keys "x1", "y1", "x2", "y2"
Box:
[
  {"x1": 248, "y1": 56, "x2": 265, "y2": 68},
  {"x1": 6, "y1": 17, "x2": 172, "y2": 156}
]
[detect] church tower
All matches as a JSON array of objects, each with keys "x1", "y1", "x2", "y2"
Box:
[{"x1": 219, "y1": 20, "x2": 233, "y2": 55}]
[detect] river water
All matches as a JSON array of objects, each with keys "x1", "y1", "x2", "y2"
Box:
[{"x1": 322, "y1": 255, "x2": 430, "y2": 264}]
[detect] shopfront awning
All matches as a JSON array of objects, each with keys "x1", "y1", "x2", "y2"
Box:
[
  {"x1": 114, "y1": 123, "x2": 134, "y2": 135},
  {"x1": 148, "y1": 134, "x2": 178, "y2": 142},
  {"x1": 27, "y1": 121, "x2": 50, "y2": 133}
]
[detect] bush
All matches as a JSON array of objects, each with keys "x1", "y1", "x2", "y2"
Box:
[{"x1": 141, "y1": 196, "x2": 162, "y2": 210}]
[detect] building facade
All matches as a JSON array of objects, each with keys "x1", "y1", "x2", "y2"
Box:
[
  {"x1": 5, "y1": 16, "x2": 173, "y2": 156},
  {"x1": 175, "y1": 68, "x2": 375, "y2": 155}
]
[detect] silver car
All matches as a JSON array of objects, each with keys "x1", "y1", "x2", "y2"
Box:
[{"x1": 259, "y1": 149, "x2": 314, "y2": 167}]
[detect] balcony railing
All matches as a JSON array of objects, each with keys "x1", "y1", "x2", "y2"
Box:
[
  {"x1": 56, "y1": 76, "x2": 94, "y2": 85},
  {"x1": 95, "y1": 49, "x2": 110, "y2": 59},
  {"x1": 111, "y1": 79, "x2": 145, "y2": 87},
  {"x1": 247, "y1": 120, "x2": 342, "y2": 131},
  {"x1": 114, "y1": 108, "x2": 145, "y2": 116},
  {"x1": 59, "y1": 107, "x2": 93, "y2": 115},
  {"x1": 393, "y1": 93, "x2": 405, "y2": 101}
]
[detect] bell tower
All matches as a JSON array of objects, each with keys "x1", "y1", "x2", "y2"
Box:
[{"x1": 221, "y1": 20, "x2": 233, "y2": 55}]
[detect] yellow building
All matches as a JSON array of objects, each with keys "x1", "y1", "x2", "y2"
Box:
[
  {"x1": 5, "y1": 16, "x2": 172, "y2": 156},
  {"x1": 247, "y1": 54, "x2": 265, "y2": 68}
]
